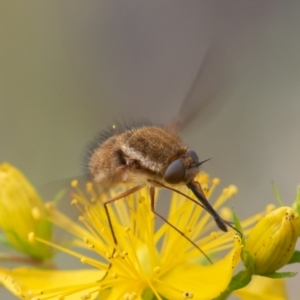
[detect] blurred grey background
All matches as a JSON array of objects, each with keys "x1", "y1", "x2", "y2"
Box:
[{"x1": 1, "y1": 1, "x2": 300, "y2": 299}]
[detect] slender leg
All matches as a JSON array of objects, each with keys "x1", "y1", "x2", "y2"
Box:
[
  {"x1": 103, "y1": 185, "x2": 145, "y2": 248},
  {"x1": 149, "y1": 186, "x2": 212, "y2": 264},
  {"x1": 97, "y1": 184, "x2": 145, "y2": 282}
]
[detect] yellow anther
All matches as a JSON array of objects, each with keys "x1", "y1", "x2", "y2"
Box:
[
  {"x1": 86, "y1": 182, "x2": 93, "y2": 192},
  {"x1": 71, "y1": 180, "x2": 78, "y2": 187},
  {"x1": 228, "y1": 185, "x2": 238, "y2": 195},
  {"x1": 212, "y1": 178, "x2": 220, "y2": 185},
  {"x1": 220, "y1": 207, "x2": 232, "y2": 220},
  {"x1": 80, "y1": 257, "x2": 87, "y2": 264},
  {"x1": 71, "y1": 199, "x2": 78, "y2": 205},
  {"x1": 44, "y1": 201, "x2": 54, "y2": 210},
  {"x1": 31, "y1": 207, "x2": 41, "y2": 220},
  {"x1": 28, "y1": 232, "x2": 35, "y2": 243}
]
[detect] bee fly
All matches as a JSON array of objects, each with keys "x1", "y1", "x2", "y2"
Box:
[
  {"x1": 88, "y1": 49, "x2": 238, "y2": 263},
  {"x1": 88, "y1": 123, "x2": 236, "y2": 263}
]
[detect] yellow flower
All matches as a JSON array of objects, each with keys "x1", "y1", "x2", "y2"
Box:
[
  {"x1": 0, "y1": 173, "x2": 242, "y2": 300},
  {"x1": 234, "y1": 276, "x2": 288, "y2": 300},
  {"x1": 0, "y1": 163, "x2": 52, "y2": 260},
  {"x1": 244, "y1": 206, "x2": 300, "y2": 275}
]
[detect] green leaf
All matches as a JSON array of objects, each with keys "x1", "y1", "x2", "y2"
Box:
[
  {"x1": 292, "y1": 185, "x2": 300, "y2": 214},
  {"x1": 241, "y1": 249, "x2": 255, "y2": 274},
  {"x1": 264, "y1": 271, "x2": 297, "y2": 279},
  {"x1": 227, "y1": 270, "x2": 252, "y2": 291},
  {"x1": 232, "y1": 211, "x2": 245, "y2": 245},
  {"x1": 141, "y1": 289, "x2": 158, "y2": 300},
  {"x1": 287, "y1": 250, "x2": 300, "y2": 264},
  {"x1": 53, "y1": 188, "x2": 67, "y2": 204},
  {"x1": 0, "y1": 233, "x2": 11, "y2": 248},
  {"x1": 272, "y1": 182, "x2": 284, "y2": 206},
  {"x1": 214, "y1": 270, "x2": 252, "y2": 300}
]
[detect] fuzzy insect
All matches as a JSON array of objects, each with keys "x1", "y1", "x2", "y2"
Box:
[
  {"x1": 88, "y1": 123, "x2": 235, "y2": 263},
  {"x1": 87, "y1": 49, "x2": 237, "y2": 263}
]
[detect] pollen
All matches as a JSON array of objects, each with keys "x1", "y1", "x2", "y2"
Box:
[{"x1": 153, "y1": 266, "x2": 161, "y2": 274}]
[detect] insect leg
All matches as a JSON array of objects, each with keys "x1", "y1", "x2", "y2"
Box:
[
  {"x1": 96, "y1": 184, "x2": 145, "y2": 281},
  {"x1": 149, "y1": 186, "x2": 213, "y2": 264},
  {"x1": 103, "y1": 185, "x2": 145, "y2": 248}
]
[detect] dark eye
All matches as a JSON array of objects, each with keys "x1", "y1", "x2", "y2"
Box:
[
  {"x1": 187, "y1": 150, "x2": 199, "y2": 163},
  {"x1": 163, "y1": 159, "x2": 186, "y2": 184}
]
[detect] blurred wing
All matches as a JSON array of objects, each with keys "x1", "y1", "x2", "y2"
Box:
[{"x1": 168, "y1": 44, "x2": 236, "y2": 132}]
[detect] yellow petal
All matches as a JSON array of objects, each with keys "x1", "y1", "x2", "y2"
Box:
[
  {"x1": 0, "y1": 267, "x2": 106, "y2": 300},
  {"x1": 156, "y1": 235, "x2": 242, "y2": 300},
  {"x1": 0, "y1": 163, "x2": 52, "y2": 259},
  {"x1": 234, "y1": 275, "x2": 288, "y2": 300}
]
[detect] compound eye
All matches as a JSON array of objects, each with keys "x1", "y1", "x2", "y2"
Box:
[
  {"x1": 187, "y1": 150, "x2": 199, "y2": 163},
  {"x1": 164, "y1": 159, "x2": 186, "y2": 184}
]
